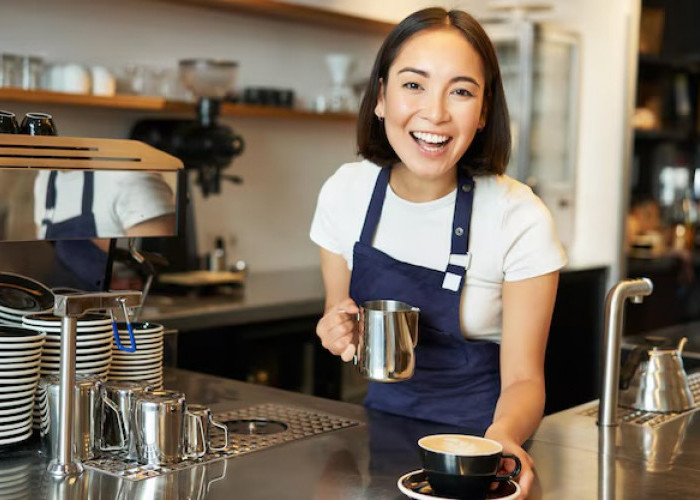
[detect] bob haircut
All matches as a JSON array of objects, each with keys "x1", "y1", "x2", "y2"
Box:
[{"x1": 357, "y1": 8, "x2": 511, "y2": 176}]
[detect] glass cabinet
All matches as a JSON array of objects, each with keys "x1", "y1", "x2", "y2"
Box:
[{"x1": 483, "y1": 19, "x2": 581, "y2": 249}]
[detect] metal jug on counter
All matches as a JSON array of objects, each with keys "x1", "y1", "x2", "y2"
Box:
[
  {"x1": 102, "y1": 380, "x2": 154, "y2": 460},
  {"x1": 355, "y1": 300, "x2": 419, "y2": 382},
  {"x1": 133, "y1": 390, "x2": 205, "y2": 465},
  {"x1": 619, "y1": 336, "x2": 695, "y2": 413},
  {"x1": 39, "y1": 373, "x2": 126, "y2": 461}
]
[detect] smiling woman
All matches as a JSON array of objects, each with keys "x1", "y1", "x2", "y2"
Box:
[{"x1": 309, "y1": 7, "x2": 567, "y2": 498}]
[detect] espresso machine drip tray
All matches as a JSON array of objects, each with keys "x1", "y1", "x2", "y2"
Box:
[
  {"x1": 579, "y1": 371, "x2": 700, "y2": 427},
  {"x1": 84, "y1": 403, "x2": 361, "y2": 481}
]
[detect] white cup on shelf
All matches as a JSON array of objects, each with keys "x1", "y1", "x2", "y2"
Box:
[
  {"x1": 90, "y1": 66, "x2": 116, "y2": 96},
  {"x1": 46, "y1": 63, "x2": 90, "y2": 94}
]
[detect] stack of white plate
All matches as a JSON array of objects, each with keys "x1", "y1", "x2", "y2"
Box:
[
  {"x1": 0, "y1": 273, "x2": 54, "y2": 327},
  {"x1": 0, "y1": 326, "x2": 44, "y2": 448},
  {"x1": 108, "y1": 322, "x2": 164, "y2": 390},
  {"x1": 0, "y1": 456, "x2": 33, "y2": 499},
  {"x1": 22, "y1": 313, "x2": 113, "y2": 429}
]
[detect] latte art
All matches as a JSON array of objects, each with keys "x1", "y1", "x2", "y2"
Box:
[{"x1": 419, "y1": 434, "x2": 502, "y2": 456}]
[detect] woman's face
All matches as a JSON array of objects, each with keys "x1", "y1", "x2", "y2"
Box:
[{"x1": 375, "y1": 27, "x2": 487, "y2": 182}]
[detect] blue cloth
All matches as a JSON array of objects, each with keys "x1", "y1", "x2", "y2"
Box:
[
  {"x1": 42, "y1": 171, "x2": 107, "y2": 291},
  {"x1": 349, "y1": 166, "x2": 500, "y2": 433}
]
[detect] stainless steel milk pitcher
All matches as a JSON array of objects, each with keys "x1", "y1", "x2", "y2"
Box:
[
  {"x1": 355, "y1": 300, "x2": 419, "y2": 382},
  {"x1": 40, "y1": 373, "x2": 125, "y2": 461}
]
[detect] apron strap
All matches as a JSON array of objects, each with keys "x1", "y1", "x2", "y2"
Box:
[
  {"x1": 81, "y1": 171, "x2": 95, "y2": 215},
  {"x1": 443, "y1": 170, "x2": 475, "y2": 292},
  {"x1": 45, "y1": 171, "x2": 58, "y2": 210},
  {"x1": 359, "y1": 166, "x2": 391, "y2": 245}
]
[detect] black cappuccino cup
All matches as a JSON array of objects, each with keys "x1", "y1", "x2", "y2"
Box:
[
  {"x1": 418, "y1": 434, "x2": 521, "y2": 500},
  {"x1": 0, "y1": 110, "x2": 19, "y2": 134},
  {"x1": 20, "y1": 112, "x2": 57, "y2": 136}
]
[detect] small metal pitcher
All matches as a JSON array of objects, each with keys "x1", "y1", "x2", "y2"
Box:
[
  {"x1": 39, "y1": 373, "x2": 125, "y2": 461},
  {"x1": 102, "y1": 380, "x2": 154, "y2": 460},
  {"x1": 355, "y1": 300, "x2": 419, "y2": 382},
  {"x1": 619, "y1": 336, "x2": 695, "y2": 413}
]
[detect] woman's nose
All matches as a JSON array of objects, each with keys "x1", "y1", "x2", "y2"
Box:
[{"x1": 421, "y1": 92, "x2": 449, "y2": 123}]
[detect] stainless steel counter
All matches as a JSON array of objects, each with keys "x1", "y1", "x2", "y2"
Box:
[
  {"x1": 2, "y1": 368, "x2": 700, "y2": 499},
  {"x1": 139, "y1": 268, "x2": 325, "y2": 332}
]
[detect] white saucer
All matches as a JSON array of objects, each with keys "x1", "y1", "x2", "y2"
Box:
[
  {"x1": 0, "y1": 374, "x2": 39, "y2": 386},
  {"x1": 0, "y1": 401, "x2": 33, "y2": 417},
  {"x1": 397, "y1": 470, "x2": 520, "y2": 500},
  {"x1": 0, "y1": 389, "x2": 35, "y2": 401},
  {"x1": 22, "y1": 312, "x2": 110, "y2": 326},
  {"x1": 0, "y1": 426, "x2": 33, "y2": 446},
  {"x1": 0, "y1": 341, "x2": 45, "y2": 351},
  {"x1": 0, "y1": 349, "x2": 42, "y2": 358},
  {"x1": 42, "y1": 351, "x2": 110, "y2": 363},
  {"x1": 0, "y1": 383, "x2": 36, "y2": 394},
  {"x1": 42, "y1": 344, "x2": 112, "y2": 355},
  {"x1": 0, "y1": 352, "x2": 42, "y2": 364}
]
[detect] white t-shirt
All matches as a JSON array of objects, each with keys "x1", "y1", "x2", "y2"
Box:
[
  {"x1": 310, "y1": 160, "x2": 568, "y2": 342},
  {"x1": 34, "y1": 170, "x2": 175, "y2": 238}
]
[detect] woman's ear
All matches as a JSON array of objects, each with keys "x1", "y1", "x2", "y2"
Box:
[
  {"x1": 478, "y1": 100, "x2": 488, "y2": 130},
  {"x1": 374, "y1": 78, "x2": 385, "y2": 120}
]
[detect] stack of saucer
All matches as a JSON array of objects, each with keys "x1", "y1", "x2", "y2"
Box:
[
  {"x1": 22, "y1": 313, "x2": 113, "y2": 429},
  {"x1": 0, "y1": 456, "x2": 33, "y2": 499},
  {"x1": 0, "y1": 273, "x2": 54, "y2": 327},
  {"x1": 0, "y1": 326, "x2": 44, "y2": 447},
  {"x1": 108, "y1": 322, "x2": 164, "y2": 390}
]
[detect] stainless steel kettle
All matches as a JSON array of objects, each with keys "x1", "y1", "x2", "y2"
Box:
[{"x1": 619, "y1": 336, "x2": 695, "y2": 413}]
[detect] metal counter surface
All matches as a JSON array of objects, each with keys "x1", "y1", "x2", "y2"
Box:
[
  {"x1": 139, "y1": 268, "x2": 325, "y2": 332},
  {"x1": 3, "y1": 368, "x2": 700, "y2": 499}
]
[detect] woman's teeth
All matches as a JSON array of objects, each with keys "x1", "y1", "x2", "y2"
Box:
[{"x1": 411, "y1": 131, "x2": 450, "y2": 151}]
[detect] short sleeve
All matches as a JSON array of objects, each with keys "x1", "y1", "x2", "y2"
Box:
[
  {"x1": 501, "y1": 186, "x2": 568, "y2": 281},
  {"x1": 111, "y1": 173, "x2": 175, "y2": 230},
  {"x1": 309, "y1": 175, "x2": 345, "y2": 255}
]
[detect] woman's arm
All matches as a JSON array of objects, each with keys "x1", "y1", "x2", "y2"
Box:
[
  {"x1": 485, "y1": 270, "x2": 559, "y2": 497},
  {"x1": 317, "y1": 247, "x2": 360, "y2": 361}
]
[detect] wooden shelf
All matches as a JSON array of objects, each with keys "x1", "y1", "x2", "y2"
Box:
[
  {"x1": 0, "y1": 88, "x2": 356, "y2": 122},
  {"x1": 156, "y1": 0, "x2": 395, "y2": 34}
]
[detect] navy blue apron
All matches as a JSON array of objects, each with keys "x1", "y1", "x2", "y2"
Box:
[
  {"x1": 42, "y1": 171, "x2": 107, "y2": 291},
  {"x1": 349, "y1": 166, "x2": 500, "y2": 433}
]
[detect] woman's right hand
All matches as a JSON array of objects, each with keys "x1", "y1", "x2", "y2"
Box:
[{"x1": 316, "y1": 297, "x2": 359, "y2": 362}]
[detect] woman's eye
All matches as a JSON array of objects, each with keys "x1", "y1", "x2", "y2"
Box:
[
  {"x1": 452, "y1": 88, "x2": 475, "y2": 97},
  {"x1": 402, "y1": 82, "x2": 422, "y2": 90}
]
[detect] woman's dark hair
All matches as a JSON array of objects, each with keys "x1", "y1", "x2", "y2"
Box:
[{"x1": 357, "y1": 8, "x2": 511, "y2": 176}]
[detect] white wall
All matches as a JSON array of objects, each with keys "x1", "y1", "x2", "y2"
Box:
[{"x1": 0, "y1": 0, "x2": 637, "y2": 278}]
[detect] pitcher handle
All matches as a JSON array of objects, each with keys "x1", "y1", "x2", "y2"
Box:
[
  {"x1": 338, "y1": 308, "x2": 362, "y2": 365},
  {"x1": 184, "y1": 410, "x2": 207, "y2": 459},
  {"x1": 100, "y1": 395, "x2": 127, "y2": 452},
  {"x1": 208, "y1": 417, "x2": 229, "y2": 452}
]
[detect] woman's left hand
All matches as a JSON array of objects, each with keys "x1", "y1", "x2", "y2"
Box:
[{"x1": 484, "y1": 431, "x2": 535, "y2": 498}]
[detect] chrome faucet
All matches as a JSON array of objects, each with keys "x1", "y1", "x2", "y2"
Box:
[
  {"x1": 598, "y1": 278, "x2": 653, "y2": 427},
  {"x1": 47, "y1": 291, "x2": 141, "y2": 478}
]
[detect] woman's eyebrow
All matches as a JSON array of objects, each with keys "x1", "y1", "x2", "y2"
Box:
[{"x1": 397, "y1": 67, "x2": 481, "y2": 87}]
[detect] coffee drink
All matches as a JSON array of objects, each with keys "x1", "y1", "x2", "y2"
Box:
[
  {"x1": 419, "y1": 434, "x2": 502, "y2": 455},
  {"x1": 418, "y1": 434, "x2": 521, "y2": 500}
]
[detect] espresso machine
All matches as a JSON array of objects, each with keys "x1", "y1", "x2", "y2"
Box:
[{"x1": 131, "y1": 59, "x2": 245, "y2": 272}]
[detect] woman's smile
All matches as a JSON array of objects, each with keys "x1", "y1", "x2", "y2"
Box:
[{"x1": 411, "y1": 131, "x2": 453, "y2": 154}]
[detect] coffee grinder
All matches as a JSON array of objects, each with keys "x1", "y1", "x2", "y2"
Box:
[{"x1": 131, "y1": 59, "x2": 244, "y2": 271}]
